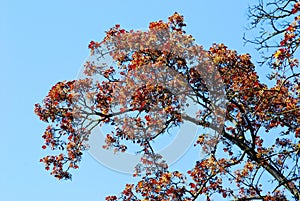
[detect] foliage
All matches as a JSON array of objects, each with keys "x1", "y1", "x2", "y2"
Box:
[{"x1": 35, "y1": 2, "x2": 300, "y2": 200}]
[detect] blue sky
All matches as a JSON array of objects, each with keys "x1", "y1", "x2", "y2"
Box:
[{"x1": 0, "y1": 0, "x2": 262, "y2": 200}]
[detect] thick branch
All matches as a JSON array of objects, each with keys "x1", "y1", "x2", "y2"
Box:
[{"x1": 183, "y1": 114, "x2": 300, "y2": 200}]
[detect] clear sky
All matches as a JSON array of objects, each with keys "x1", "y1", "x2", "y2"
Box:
[{"x1": 0, "y1": 0, "x2": 262, "y2": 200}]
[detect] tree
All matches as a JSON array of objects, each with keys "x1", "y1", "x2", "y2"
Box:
[{"x1": 35, "y1": 3, "x2": 300, "y2": 200}]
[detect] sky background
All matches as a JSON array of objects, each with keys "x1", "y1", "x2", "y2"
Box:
[{"x1": 0, "y1": 0, "x2": 266, "y2": 200}]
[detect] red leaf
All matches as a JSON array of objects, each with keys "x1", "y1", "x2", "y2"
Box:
[{"x1": 145, "y1": 115, "x2": 151, "y2": 121}]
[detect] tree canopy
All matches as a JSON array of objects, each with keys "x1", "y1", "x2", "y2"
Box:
[{"x1": 35, "y1": 1, "x2": 300, "y2": 200}]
